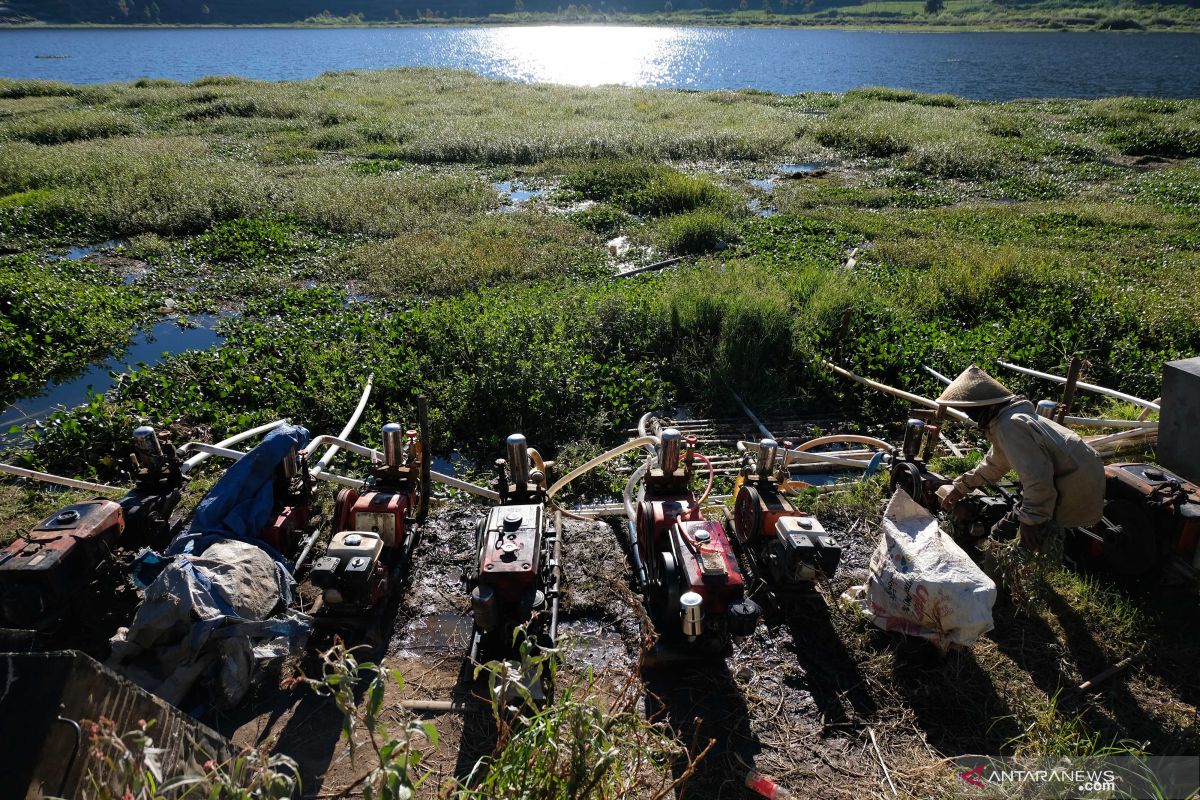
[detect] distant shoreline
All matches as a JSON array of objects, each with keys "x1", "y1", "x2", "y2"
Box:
[{"x1": 1, "y1": 15, "x2": 1197, "y2": 33}]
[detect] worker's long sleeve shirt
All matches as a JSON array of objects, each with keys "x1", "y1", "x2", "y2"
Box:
[{"x1": 952, "y1": 399, "x2": 1106, "y2": 527}]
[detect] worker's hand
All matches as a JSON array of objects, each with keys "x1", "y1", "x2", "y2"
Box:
[
  {"x1": 990, "y1": 511, "x2": 1021, "y2": 540},
  {"x1": 940, "y1": 485, "x2": 965, "y2": 511},
  {"x1": 1018, "y1": 522, "x2": 1044, "y2": 552}
]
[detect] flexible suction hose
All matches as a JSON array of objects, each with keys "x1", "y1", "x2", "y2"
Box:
[
  {"x1": 546, "y1": 434, "x2": 659, "y2": 502},
  {"x1": 794, "y1": 434, "x2": 895, "y2": 454}
]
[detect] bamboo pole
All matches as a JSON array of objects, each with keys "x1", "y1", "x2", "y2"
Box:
[
  {"x1": 0, "y1": 463, "x2": 126, "y2": 494},
  {"x1": 823, "y1": 361, "x2": 975, "y2": 425}
]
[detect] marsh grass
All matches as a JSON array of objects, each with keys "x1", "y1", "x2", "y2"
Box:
[{"x1": 340, "y1": 211, "x2": 603, "y2": 297}]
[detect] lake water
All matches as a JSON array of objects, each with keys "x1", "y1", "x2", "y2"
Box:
[{"x1": 1, "y1": 27, "x2": 1198, "y2": 99}]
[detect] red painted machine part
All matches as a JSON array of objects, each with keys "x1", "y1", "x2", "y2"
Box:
[
  {"x1": 334, "y1": 488, "x2": 411, "y2": 549},
  {"x1": 670, "y1": 519, "x2": 745, "y2": 615},
  {"x1": 260, "y1": 504, "x2": 311, "y2": 556}
]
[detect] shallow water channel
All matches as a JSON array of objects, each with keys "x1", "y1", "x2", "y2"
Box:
[{"x1": 0, "y1": 315, "x2": 225, "y2": 431}]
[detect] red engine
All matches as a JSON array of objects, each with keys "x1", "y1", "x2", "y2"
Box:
[
  {"x1": 1087, "y1": 462, "x2": 1200, "y2": 580},
  {"x1": 0, "y1": 426, "x2": 184, "y2": 630},
  {"x1": 0, "y1": 500, "x2": 125, "y2": 629},
  {"x1": 467, "y1": 433, "x2": 560, "y2": 683},
  {"x1": 334, "y1": 487, "x2": 412, "y2": 548},
  {"x1": 635, "y1": 428, "x2": 760, "y2": 651},
  {"x1": 311, "y1": 422, "x2": 426, "y2": 620},
  {"x1": 668, "y1": 519, "x2": 746, "y2": 614},
  {"x1": 730, "y1": 439, "x2": 842, "y2": 596},
  {"x1": 477, "y1": 504, "x2": 543, "y2": 604}
]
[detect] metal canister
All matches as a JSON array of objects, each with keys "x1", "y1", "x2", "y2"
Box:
[
  {"x1": 1036, "y1": 400, "x2": 1058, "y2": 419},
  {"x1": 506, "y1": 433, "x2": 530, "y2": 485},
  {"x1": 902, "y1": 419, "x2": 925, "y2": 460},
  {"x1": 382, "y1": 422, "x2": 404, "y2": 467},
  {"x1": 472, "y1": 585, "x2": 499, "y2": 633},
  {"x1": 680, "y1": 591, "x2": 704, "y2": 639},
  {"x1": 132, "y1": 426, "x2": 164, "y2": 471},
  {"x1": 659, "y1": 428, "x2": 682, "y2": 473},
  {"x1": 757, "y1": 438, "x2": 778, "y2": 476}
]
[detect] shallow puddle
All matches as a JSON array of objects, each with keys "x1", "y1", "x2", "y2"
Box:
[
  {"x1": 747, "y1": 198, "x2": 779, "y2": 218},
  {"x1": 557, "y1": 618, "x2": 630, "y2": 671},
  {"x1": 776, "y1": 163, "x2": 825, "y2": 175},
  {"x1": 59, "y1": 239, "x2": 127, "y2": 261},
  {"x1": 494, "y1": 180, "x2": 552, "y2": 205},
  {"x1": 392, "y1": 611, "x2": 474, "y2": 658}
]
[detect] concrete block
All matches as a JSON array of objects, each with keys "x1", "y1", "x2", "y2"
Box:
[{"x1": 1158, "y1": 357, "x2": 1200, "y2": 485}]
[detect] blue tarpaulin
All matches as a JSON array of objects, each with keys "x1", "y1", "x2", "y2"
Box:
[
  {"x1": 167, "y1": 423, "x2": 309, "y2": 564},
  {"x1": 114, "y1": 424, "x2": 315, "y2": 707}
]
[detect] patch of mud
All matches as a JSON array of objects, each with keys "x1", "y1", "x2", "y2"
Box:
[{"x1": 91, "y1": 253, "x2": 150, "y2": 285}]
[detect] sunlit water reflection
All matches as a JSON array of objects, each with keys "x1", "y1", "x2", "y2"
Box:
[{"x1": 467, "y1": 25, "x2": 713, "y2": 87}]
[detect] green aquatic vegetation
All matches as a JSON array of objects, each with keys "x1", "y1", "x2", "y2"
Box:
[
  {"x1": 0, "y1": 254, "x2": 149, "y2": 404},
  {"x1": 562, "y1": 160, "x2": 732, "y2": 216},
  {"x1": 1129, "y1": 164, "x2": 1200, "y2": 211},
  {"x1": 1106, "y1": 123, "x2": 1200, "y2": 159},
  {"x1": 844, "y1": 86, "x2": 966, "y2": 108},
  {"x1": 21, "y1": 284, "x2": 672, "y2": 479},
  {"x1": 189, "y1": 217, "x2": 314, "y2": 266},
  {"x1": 569, "y1": 203, "x2": 629, "y2": 235},
  {"x1": 0, "y1": 109, "x2": 141, "y2": 145}
]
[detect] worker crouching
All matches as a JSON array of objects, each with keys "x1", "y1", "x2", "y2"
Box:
[{"x1": 937, "y1": 366, "x2": 1106, "y2": 551}]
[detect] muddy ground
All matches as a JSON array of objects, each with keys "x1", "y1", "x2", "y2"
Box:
[{"x1": 202, "y1": 496, "x2": 904, "y2": 800}]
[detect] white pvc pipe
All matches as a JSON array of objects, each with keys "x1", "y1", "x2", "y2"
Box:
[
  {"x1": 311, "y1": 470, "x2": 366, "y2": 489},
  {"x1": 303, "y1": 434, "x2": 500, "y2": 500},
  {"x1": 922, "y1": 365, "x2": 953, "y2": 385},
  {"x1": 997, "y1": 361, "x2": 1160, "y2": 412},
  {"x1": 738, "y1": 440, "x2": 877, "y2": 471},
  {"x1": 728, "y1": 387, "x2": 774, "y2": 440},
  {"x1": 301, "y1": 434, "x2": 380, "y2": 464},
  {"x1": 432, "y1": 470, "x2": 499, "y2": 501},
  {"x1": 1086, "y1": 427, "x2": 1157, "y2": 452},
  {"x1": 547, "y1": 435, "x2": 659, "y2": 502},
  {"x1": 308, "y1": 375, "x2": 373, "y2": 480},
  {"x1": 0, "y1": 463, "x2": 126, "y2": 494},
  {"x1": 182, "y1": 443, "x2": 246, "y2": 463},
  {"x1": 179, "y1": 418, "x2": 287, "y2": 474},
  {"x1": 1063, "y1": 416, "x2": 1158, "y2": 431},
  {"x1": 824, "y1": 361, "x2": 975, "y2": 426},
  {"x1": 923, "y1": 363, "x2": 1151, "y2": 431}
]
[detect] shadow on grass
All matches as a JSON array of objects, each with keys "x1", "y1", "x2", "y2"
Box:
[{"x1": 1045, "y1": 584, "x2": 1192, "y2": 753}]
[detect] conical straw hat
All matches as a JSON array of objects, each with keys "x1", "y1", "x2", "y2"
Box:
[{"x1": 935, "y1": 366, "x2": 1015, "y2": 408}]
